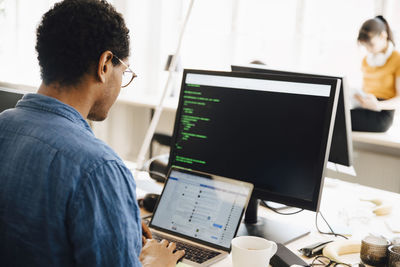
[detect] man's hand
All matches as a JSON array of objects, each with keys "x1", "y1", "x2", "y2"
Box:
[
  {"x1": 142, "y1": 221, "x2": 152, "y2": 246},
  {"x1": 140, "y1": 239, "x2": 185, "y2": 267},
  {"x1": 355, "y1": 93, "x2": 381, "y2": 111}
]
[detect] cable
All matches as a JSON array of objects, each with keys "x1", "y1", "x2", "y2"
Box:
[
  {"x1": 261, "y1": 200, "x2": 304, "y2": 215},
  {"x1": 315, "y1": 211, "x2": 348, "y2": 239}
]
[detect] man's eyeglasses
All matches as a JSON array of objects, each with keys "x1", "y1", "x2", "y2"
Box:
[
  {"x1": 310, "y1": 256, "x2": 361, "y2": 267},
  {"x1": 113, "y1": 55, "x2": 137, "y2": 88}
]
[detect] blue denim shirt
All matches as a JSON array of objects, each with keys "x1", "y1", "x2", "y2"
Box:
[{"x1": 0, "y1": 93, "x2": 142, "y2": 266}]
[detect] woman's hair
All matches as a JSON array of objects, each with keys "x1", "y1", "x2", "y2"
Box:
[{"x1": 358, "y1": 15, "x2": 394, "y2": 46}]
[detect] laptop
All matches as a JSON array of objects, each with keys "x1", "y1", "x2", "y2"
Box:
[{"x1": 149, "y1": 167, "x2": 254, "y2": 266}]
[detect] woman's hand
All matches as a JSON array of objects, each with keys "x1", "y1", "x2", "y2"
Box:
[{"x1": 355, "y1": 93, "x2": 381, "y2": 111}]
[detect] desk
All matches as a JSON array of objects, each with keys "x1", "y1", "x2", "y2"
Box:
[
  {"x1": 130, "y1": 165, "x2": 400, "y2": 267},
  {"x1": 351, "y1": 111, "x2": 400, "y2": 153}
]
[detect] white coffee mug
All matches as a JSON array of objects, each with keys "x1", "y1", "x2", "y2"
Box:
[{"x1": 231, "y1": 236, "x2": 277, "y2": 267}]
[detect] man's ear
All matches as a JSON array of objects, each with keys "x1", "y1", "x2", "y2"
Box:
[{"x1": 97, "y1": 51, "x2": 114, "y2": 83}]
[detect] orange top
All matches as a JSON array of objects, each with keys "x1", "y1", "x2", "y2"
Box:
[{"x1": 362, "y1": 50, "x2": 400, "y2": 99}]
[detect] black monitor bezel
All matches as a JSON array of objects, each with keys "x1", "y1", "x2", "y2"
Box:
[
  {"x1": 231, "y1": 64, "x2": 353, "y2": 167},
  {"x1": 168, "y1": 69, "x2": 340, "y2": 211}
]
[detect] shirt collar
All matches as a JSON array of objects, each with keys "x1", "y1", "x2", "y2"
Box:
[
  {"x1": 16, "y1": 93, "x2": 93, "y2": 133},
  {"x1": 366, "y1": 41, "x2": 395, "y2": 67}
]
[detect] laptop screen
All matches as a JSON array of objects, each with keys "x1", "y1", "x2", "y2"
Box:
[{"x1": 150, "y1": 169, "x2": 253, "y2": 250}]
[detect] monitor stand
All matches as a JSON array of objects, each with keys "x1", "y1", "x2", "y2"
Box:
[{"x1": 237, "y1": 197, "x2": 310, "y2": 245}]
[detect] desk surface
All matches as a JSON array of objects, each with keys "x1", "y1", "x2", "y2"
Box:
[
  {"x1": 129, "y1": 164, "x2": 400, "y2": 267},
  {"x1": 352, "y1": 128, "x2": 400, "y2": 150}
]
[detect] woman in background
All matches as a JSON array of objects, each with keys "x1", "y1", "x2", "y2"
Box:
[{"x1": 352, "y1": 15, "x2": 400, "y2": 132}]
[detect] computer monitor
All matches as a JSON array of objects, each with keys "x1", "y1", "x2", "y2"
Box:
[
  {"x1": 231, "y1": 64, "x2": 353, "y2": 167},
  {"x1": 0, "y1": 87, "x2": 25, "y2": 113},
  {"x1": 168, "y1": 69, "x2": 340, "y2": 243}
]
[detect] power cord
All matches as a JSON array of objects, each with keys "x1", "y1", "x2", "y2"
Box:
[
  {"x1": 261, "y1": 202, "x2": 348, "y2": 238},
  {"x1": 315, "y1": 211, "x2": 348, "y2": 239},
  {"x1": 261, "y1": 200, "x2": 304, "y2": 215}
]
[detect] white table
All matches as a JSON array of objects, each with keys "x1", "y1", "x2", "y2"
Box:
[{"x1": 129, "y1": 165, "x2": 400, "y2": 267}]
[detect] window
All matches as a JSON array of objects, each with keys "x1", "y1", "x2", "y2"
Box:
[
  {"x1": 0, "y1": 0, "x2": 397, "y2": 95},
  {"x1": 0, "y1": 0, "x2": 59, "y2": 86}
]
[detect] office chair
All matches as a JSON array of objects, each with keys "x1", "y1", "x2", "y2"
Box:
[{"x1": 147, "y1": 133, "x2": 171, "y2": 183}]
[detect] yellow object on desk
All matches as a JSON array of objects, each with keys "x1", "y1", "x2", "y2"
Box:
[
  {"x1": 360, "y1": 198, "x2": 393, "y2": 216},
  {"x1": 322, "y1": 240, "x2": 361, "y2": 262}
]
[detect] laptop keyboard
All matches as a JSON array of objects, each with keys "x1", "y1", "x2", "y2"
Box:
[{"x1": 151, "y1": 232, "x2": 221, "y2": 264}]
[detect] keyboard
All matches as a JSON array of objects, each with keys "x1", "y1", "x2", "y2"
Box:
[{"x1": 152, "y1": 232, "x2": 221, "y2": 264}]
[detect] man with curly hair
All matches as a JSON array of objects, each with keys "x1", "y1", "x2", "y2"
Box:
[{"x1": 0, "y1": 0, "x2": 184, "y2": 266}]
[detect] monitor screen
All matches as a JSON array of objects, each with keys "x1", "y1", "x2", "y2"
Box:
[
  {"x1": 0, "y1": 87, "x2": 25, "y2": 113},
  {"x1": 231, "y1": 65, "x2": 353, "y2": 167},
  {"x1": 168, "y1": 69, "x2": 339, "y2": 211}
]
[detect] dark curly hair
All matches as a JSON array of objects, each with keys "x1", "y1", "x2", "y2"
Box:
[{"x1": 36, "y1": 0, "x2": 130, "y2": 86}]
